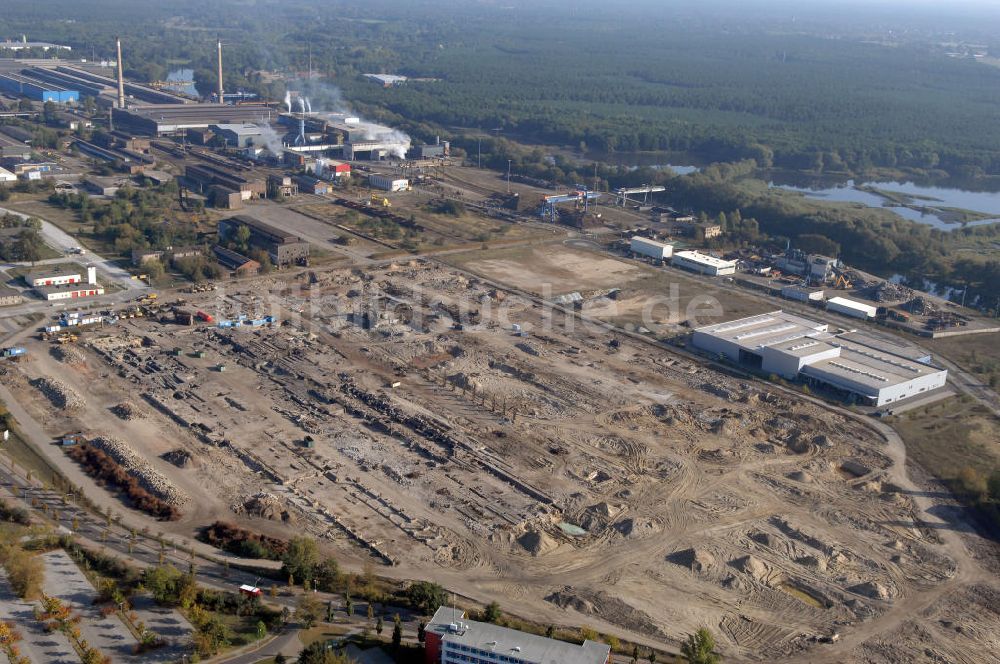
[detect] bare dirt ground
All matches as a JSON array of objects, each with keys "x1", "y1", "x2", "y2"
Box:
[{"x1": 1, "y1": 261, "x2": 997, "y2": 663}]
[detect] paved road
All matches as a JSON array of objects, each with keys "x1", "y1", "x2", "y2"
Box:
[
  {"x1": 217, "y1": 626, "x2": 305, "y2": 664},
  {"x1": 0, "y1": 206, "x2": 145, "y2": 291}
]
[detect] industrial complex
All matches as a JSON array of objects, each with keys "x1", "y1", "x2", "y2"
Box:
[{"x1": 0, "y1": 27, "x2": 994, "y2": 664}]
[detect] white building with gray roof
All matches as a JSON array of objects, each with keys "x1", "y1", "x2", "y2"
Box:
[{"x1": 692, "y1": 310, "x2": 947, "y2": 407}]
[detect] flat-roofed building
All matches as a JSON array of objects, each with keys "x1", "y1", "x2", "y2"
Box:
[
  {"x1": 112, "y1": 104, "x2": 276, "y2": 136},
  {"x1": 827, "y1": 296, "x2": 877, "y2": 320},
  {"x1": 212, "y1": 123, "x2": 264, "y2": 148},
  {"x1": 692, "y1": 310, "x2": 948, "y2": 407},
  {"x1": 368, "y1": 174, "x2": 409, "y2": 191},
  {"x1": 213, "y1": 245, "x2": 260, "y2": 276},
  {"x1": 671, "y1": 250, "x2": 737, "y2": 276},
  {"x1": 218, "y1": 215, "x2": 309, "y2": 266},
  {"x1": 630, "y1": 236, "x2": 673, "y2": 261},
  {"x1": 26, "y1": 267, "x2": 82, "y2": 288},
  {"x1": 36, "y1": 284, "x2": 104, "y2": 301},
  {"x1": 425, "y1": 607, "x2": 610, "y2": 664}
]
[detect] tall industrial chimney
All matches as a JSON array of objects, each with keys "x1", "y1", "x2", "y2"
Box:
[
  {"x1": 115, "y1": 37, "x2": 126, "y2": 109},
  {"x1": 216, "y1": 37, "x2": 224, "y2": 103}
]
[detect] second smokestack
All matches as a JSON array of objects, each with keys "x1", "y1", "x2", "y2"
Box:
[
  {"x1": 217, "y1": 37, "x2": 224, "y2": 103},
  {"x1": 116, "y1": 37, "x2": 125, "y2": 109}
]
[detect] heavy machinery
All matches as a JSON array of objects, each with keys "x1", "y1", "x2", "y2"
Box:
[
  {"x1": 538, "y1": 188, "x2": 601, "y2": 222},
  {"x1": 614, "y1": 185, "x2": 665, "y2": 207},
  {"x1": 56, "y1": 333, "x2": 78, "y2": 344},
  {"x1": 370, "y1": 193, "x2": 391, "y2": 207},
  {"x1": 833, "y1": 273, "x2": 852, "y2": 290}
]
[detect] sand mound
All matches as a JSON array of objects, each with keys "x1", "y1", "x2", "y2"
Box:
[
  {"x1": 517, "y1": 530, "x2": 559, "y2": 556},
  {"x1": 732, "y1": 555, "x2": 778, "y2": 584},
  {"x1": 667, "y1": 547, "x2": 715, "y2": 573},
  {"x1": 614, "y1": 517, "x2": 661, "y2": 540},
  {"x1": 787, "y1": 470, "x2": 813, "y2": 483},
  {"x1": 796, "y1": 555, "x2": 827, "y2": 572},
  {"x1": 849, "y1": 581, "x2": 893, "y2": 600},
  {"x1": 577, "y1": 502, "x2": 623, "y2": 530}
]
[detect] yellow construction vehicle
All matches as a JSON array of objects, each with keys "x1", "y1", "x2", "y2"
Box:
[
  {"x1": 370, "y1": 193, "x2": 391, "y2": 207},
  {"x1": 833, "y1": 274, "x2": 852, "y2": 290},
  {"x1": 57, "y1": 333, "x2": 78, "y2": 344}
]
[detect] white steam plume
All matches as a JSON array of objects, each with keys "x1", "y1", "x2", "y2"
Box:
[
  {"x1": 285, "y1": 78, "x2": 412, "y2": 159},
  {"x1": 255, "y1": 124, "x2": 285, "y2": 157}
]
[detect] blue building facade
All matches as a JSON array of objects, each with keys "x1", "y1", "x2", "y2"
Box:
[{"x1": 0, "y1": 73, "x2": 79, "y2": 103}]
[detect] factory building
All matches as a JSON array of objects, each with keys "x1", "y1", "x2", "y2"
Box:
[
  {"x1": 26, "y1": 267, "x2": 84, "y2": 288},
  {"x1": 0, "y1": 72, "x2": 79, "y2": 103},
  {"x1": 31, "y1": 266, "x2": 103, "y2": 301},
  {"x1": 213, "y1": 245, "x2": 260, "y2": 276},
  {"x1": 212, "y1": 123, "x2": 264, "y2": 148},
  {"x1": 185, "y1": 164, "x2": 266, "y2": 201},
  {"x1": 668, "y1": 219, "x2": 723, "y2": 241},
  {"x1": 692, "y1": 311, "x2": 948, "y2": 407},
  {"x1": 409, "y1": 140, "x2": 450, "y2": 159},
  {"x1": 266, "y1": 174, "x2": 298, "y2": 198},
  {"x1": 364, "y1": 74, "x2": 408, "y2": 86},
  {"x1": 0, "y1": 167, "x2": 15, "y2": 182},
  {"x1": 781, "y1": 285, "x2": 825, "y2": 303},
  {"x1": 0, "y1": 39, "x2": 71, "y2": 52},
  {"x1": 827, "y1": 296, "x2": 877, "y2": 320},
  {"x1": 629, "y1": 236, "x2": 673, "y2": 261},
  {"x1": 425, "y1": 607, "x2": 611, "y2": 664},
  {"x1": 671, "y1": 250, "x2": 737, "y2": 276},
  {"x1": 112, "y1": 104, "x2": 276, "y2": 136},
  {"x1": 293, "y1": 174, "x2": 329, "y2": 195},
  {"x1": 38, "y1": 284, "x2": 105, "y2": 301},
  {"x1": 218, "y1": 215, "x2": 310, "y2": 266},
  {"x1": 368, "y1": 174, "x2": 409, "y2": 192},
  {"x1": 314, "y1": 159, "x2": 350, "y2": 180}
]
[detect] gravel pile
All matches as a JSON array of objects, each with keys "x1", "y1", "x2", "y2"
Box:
[
  {"x1": 111, "y1": 401, "x2": 144, "y2": 421},
  {"x1": 30, "y1": 377, "x2": 84, "y2": 411},
  {"x1": 90, "y1": 435, "x2": 189, "y2": 506},
  {"x1": 50, "y1": 346, "x2": 85, "y2": 364}
]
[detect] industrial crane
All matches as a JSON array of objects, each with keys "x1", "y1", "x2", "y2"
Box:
[
  {"x1": 614, "y1": 185, "x2": 666, "y2": 207},
  {"x1": 538, "y1": 187, "x2": 601, "y2": 222}
]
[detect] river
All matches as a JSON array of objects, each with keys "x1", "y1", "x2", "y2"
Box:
[
  {"x1": 163, "y1": 68, "x2": 198, "y2": 97},
  {"x1": 768, "y1": 178, "x2": 1000, "y2": 231}
]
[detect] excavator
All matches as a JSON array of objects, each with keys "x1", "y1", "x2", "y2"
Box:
[{"x1": 369, "y1": 193, "x2": 392, "y2": 207}]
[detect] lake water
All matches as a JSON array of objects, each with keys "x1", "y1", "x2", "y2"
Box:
[
  {"x1": 164, "y1": 68, "x2": 198, "y2": 97},
  {"x1": 770, "y1": 179, "x2": 1000, "y2": 231}
]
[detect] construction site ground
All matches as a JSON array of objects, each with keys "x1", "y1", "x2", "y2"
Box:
[{"x1": 1, "y1": 257, "x2": 997, "y2": 664}]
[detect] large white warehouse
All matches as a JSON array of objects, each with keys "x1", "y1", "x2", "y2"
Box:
[
  {"x1": 827, "y1": 296, "x2": 877, "y2": 320},
  {"x1": 630, "y1": 236, "x2": 673, "y2": 261},
  {"x1": 692, "y1": 311, "x2": 947, "y2": 407},
  {"x1": 671, "y1": 250, "x2": 737, "y2": 276}
]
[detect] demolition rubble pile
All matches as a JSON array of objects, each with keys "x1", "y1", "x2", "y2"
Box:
[
  {"x1": 111, "y1": 401, "x2": 145, "y2": 421},
  {"x1": 30, "y1": 377, "x2": 85, "y2": 412},
  {"x1": 89, "y1": 435, "x2": 189, "y2": 506}
]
